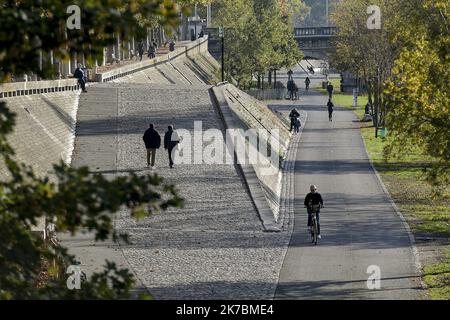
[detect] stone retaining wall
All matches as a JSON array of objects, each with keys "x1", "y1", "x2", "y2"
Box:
[
  {"x1": 211, "y1": 83, "x2": 291, "y2": 223},
  {"x1": 0, "y1": 89, "x2": 80, "y2": 238},
  {"x1": 97, "y1": 36, "x2": 212, "y2": 83}
]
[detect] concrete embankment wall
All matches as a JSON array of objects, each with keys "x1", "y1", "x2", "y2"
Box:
[
  {"x1": 0, "y1": 80, "x2": 80, "y2": 181},
  {"x1": 0, "y1": 37, "x2": 218, "y2": 183},
  {"x1": 99, "y1": 36, "x2": 220, "y2": 86},
  {"x1": 211, "y1": 83, "x2": 291, "y2": 224},
  {"x1": 0, "y1": 80, "x2": 80, "y2": 236}
]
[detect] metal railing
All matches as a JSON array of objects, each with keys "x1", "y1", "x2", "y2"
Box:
[{"x1": 294, "y1": 27, "x2": 338, "y2": 37}]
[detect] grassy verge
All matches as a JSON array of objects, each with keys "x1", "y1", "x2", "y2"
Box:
[
  {"x1": 361, "y1": 126, "x2": 450, "y2": 300},
  {"x1": 423, "y1": 250, "x2": 450, "y2": 300},
  {"x1": 318, "y1": 88, "x2": 450, "y2": 299}
]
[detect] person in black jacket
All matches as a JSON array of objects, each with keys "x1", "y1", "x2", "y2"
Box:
[
  {"x1": 327, "y1": 82, "x2": 334, "y2": 99},
  {"x1": 289, "y1": 108, "x2": 300, "y2": 132},
  {"x1": 137, "y1": 41, "x2": 145, "y2": 61},
  {"x1": 147, "y1": 43, "x2": 156, "y2": 59},
  {"x1": 327, "y1": 99, "x2": 334, "y2": 122},
  {"x1": 143, "y1": 124, "x2": 161, "y2": 169},
  {"x1": 164, "y1": 125, "x2": 180, "y2": 168},
  {"x1": 74, "y1": 64, "x2": 87, "y2": 93},
  {"x1": 304, "y1": 185, "x2": 324, "y2": 238},
  {"x1": 305, "y1": 76, "x2": 311, "y2": 91}
]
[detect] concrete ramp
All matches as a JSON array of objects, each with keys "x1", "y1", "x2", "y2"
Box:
[
  {"x1": 63, "y1": 82, "x2": 293, "y2": 299},
  {"x1": 0, "y1": 86, "x2": 79, "y2": 238},
  {"x1": 0, "y1": 91, "x2": 79, "y2": 181}
]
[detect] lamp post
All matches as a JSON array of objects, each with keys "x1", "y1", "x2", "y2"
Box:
[
  {"x1": 374, "y1": 65, "x2": 381, "y2": 138},
  {"x1": 194, "y1": 3, "x2": 198, "y2": 39},
  {"x1": 219, "y1": 26, "x2": 224, "y2": 82},
  {"x1": 207, "y1": 4, "x2": 212, "y2": 28}
]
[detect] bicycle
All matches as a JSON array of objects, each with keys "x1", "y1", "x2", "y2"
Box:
[{"x1": 307, "y1": 203, "x2": 321, "y2": 245}]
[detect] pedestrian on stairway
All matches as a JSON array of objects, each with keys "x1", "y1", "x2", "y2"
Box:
[
  {"x1": 143, "y1": 124, "x2": 161, "y2": 169},
  {"x1": 164, "y1": 125, "x2": 181, "y2": 168}
]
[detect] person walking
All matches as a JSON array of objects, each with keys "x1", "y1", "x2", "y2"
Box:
[
  {"x1": 287, "y1": 69, "x2": 293, "y2": 81},
  {"x1": 289, "y1": 108, "x2": 300, "y2": 132},
  {"x1": 305, "y1": 76, "x2": 311, "y2": 91},
  {"x1": 74, "y1": 63, "x2": 87, "y2": 93},
  {"x1": 327, "y1": 82, "x2": 334, "y2": 99},
  {"x1": 287, "y1": 80, "x2": 295, "y2": 100},
  {"x1": 294, "y1": 117, "x2": 301, "y2": 133},
  {"x1": 327, "y1": 99, "x2": 334, "y2": 122},
  {"x1": 147, "y1": 42, "x2": 156, "y2": 59},
  {"x1": 143, "y1": 124, "x2": 161, "y2": 169},
  {"x1": 294, "y1": 82, "x2": 299, "y2": 100},
  {"x1": 137, "y1": 40, "x2": 145, "y2": 61},
  {"x1": 164, "y1": 125, "x2": 181, "y2": 168}
]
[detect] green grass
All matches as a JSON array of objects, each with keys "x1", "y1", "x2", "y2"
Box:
[
  {"x1": 361, "y1": 127, "x2": 450, "y2": 237},
  {"x1": 316, "y1": 86, "x2": 450, "y2": 299},
  {"x1": 361, "y1": 120, "x2": 450, "y2": 300},
  {"x1": 423, "y1": 250, "x2": 450, "y2": 300}
]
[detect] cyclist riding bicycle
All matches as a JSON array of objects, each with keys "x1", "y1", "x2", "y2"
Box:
[{"x1": 304, "y1": 185, "x2": 324, "y2": 239}]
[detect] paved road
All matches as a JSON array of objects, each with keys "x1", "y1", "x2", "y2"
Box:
[{"x1": 272, "y1": 65, "x2": 424, "y2": 299}]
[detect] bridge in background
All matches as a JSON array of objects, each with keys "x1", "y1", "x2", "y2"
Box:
[
  {"x1": 294, "y1": 26, "x2": 337, "y2": 60},
  {"x1": 205, "y1": 26, "x2": 338, "y2": 62}
]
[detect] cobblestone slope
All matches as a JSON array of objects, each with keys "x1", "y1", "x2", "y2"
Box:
[{"x1": 110, "y1": 84, "x2": 292, "y2": 299}]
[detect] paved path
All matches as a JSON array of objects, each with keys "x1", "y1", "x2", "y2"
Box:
[
  {"x1": 95, "y1": 41, "x2": 192, "y2": 74},
  {"x1": 272, "y1": 66, "x2": 424, "y2": 299}
]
